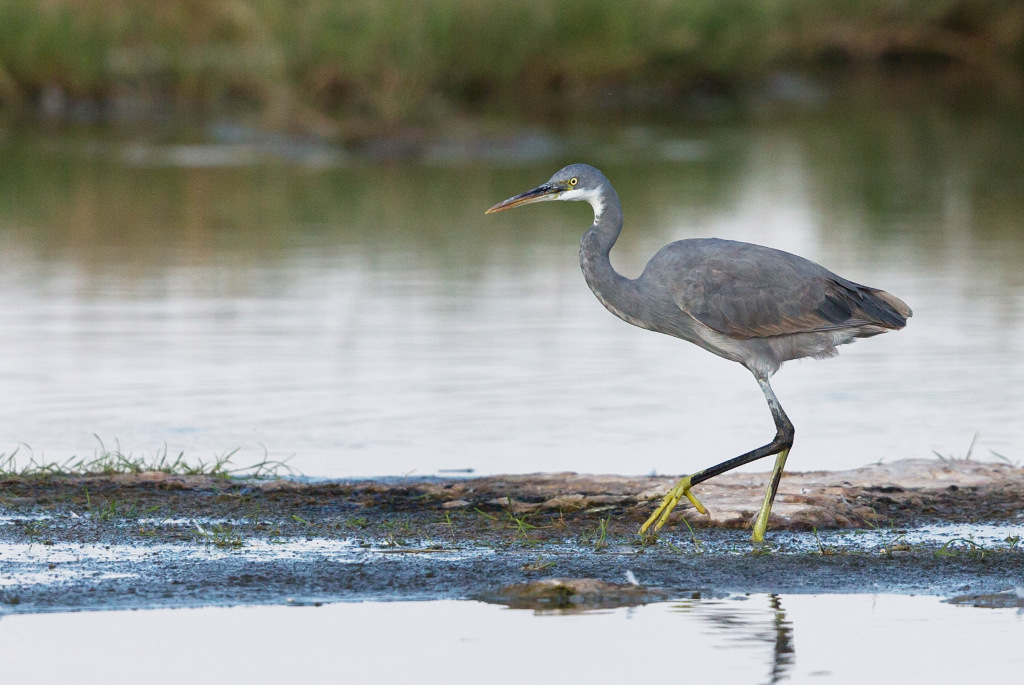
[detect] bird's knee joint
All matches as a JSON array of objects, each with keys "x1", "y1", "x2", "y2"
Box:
[{"x1": 776, "y1": 425, "x2": 795, "y2": 447}]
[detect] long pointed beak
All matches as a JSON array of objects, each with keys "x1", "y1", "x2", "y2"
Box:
[{"x1": 485, "y1": 182, "x2": 563, "y2": 214}]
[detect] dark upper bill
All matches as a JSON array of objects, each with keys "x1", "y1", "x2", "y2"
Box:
[{"x1": 485, "y1": 182, "x2": 563, "y2": 214}]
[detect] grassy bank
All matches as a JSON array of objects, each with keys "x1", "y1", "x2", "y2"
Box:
[{"x1": 0, "y1": 0, "x2": 1022, "y2": 130}]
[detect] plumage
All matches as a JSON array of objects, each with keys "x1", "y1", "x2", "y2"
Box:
[
  {"x1": 635, "y1": 237, "x2": 911, "y2": 374},
  {"x1": 487, "y1": 163, "x2": 911, "y2": 541}
]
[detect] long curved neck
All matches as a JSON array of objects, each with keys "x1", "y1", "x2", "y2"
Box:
[{"x1": 578, "y1": 185, "x2": 642, "y2": 324}]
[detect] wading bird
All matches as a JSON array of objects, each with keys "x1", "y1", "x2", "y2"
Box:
[{"x1": 486, "y1": 164, "x2": 910, "y2": 541}]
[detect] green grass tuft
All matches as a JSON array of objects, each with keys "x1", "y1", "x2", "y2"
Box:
[
  {"x1": 0, "y1": 437, "x2": 295, "y2": 480},
  {"x1": 193, "y1": 521, "x2": 246, "y2": 549}
]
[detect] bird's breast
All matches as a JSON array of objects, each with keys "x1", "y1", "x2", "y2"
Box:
[{"x1": 589, "y1": 287, "x2": 657, "y2": 331}]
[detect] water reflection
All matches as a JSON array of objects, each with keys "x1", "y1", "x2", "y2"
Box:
[
  {"x1": 0, "y1": 93, "x2": 1022, "y2": 476},
  {"x1": 768, "y1": 595, "x2": 796, "y2": 684},
  {"x1": 1, "y1": 594, "x2": 1022, "y2": 684},
  {"x1": 672, "y1": 593, "x2": 795, "y2": 684}
]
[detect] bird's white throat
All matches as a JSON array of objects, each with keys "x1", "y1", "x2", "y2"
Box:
[{"x1": 559, "y1": 187, "x2": 605, "y2": 220}]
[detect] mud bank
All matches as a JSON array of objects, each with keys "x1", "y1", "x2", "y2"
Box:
[{"x1": 1, "y1": 459, "x2": 1022, "y2": 614}]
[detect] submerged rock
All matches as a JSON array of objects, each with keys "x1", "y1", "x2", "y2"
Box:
[
  {"x1": 479, "y1": 578, "x2": 673, "y2": 611},
  {"x1": 948, "y1": 588, "x2": 1024, "y2": 610}
]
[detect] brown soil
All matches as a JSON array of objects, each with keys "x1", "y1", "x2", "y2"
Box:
[{"x1": 2, "y1": 459, "x2": 1020, "y2": 544}]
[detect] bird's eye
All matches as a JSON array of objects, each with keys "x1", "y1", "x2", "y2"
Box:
[{"x1": 570, "y1": 177, "x2": 578, "y2": 186}]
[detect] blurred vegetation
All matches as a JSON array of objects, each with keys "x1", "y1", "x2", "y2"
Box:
[{"x1": 0, "y1": 0, "x2": 1021, "y2": 132}]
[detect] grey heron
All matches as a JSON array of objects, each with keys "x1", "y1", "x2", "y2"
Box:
[{"x1": 486, "y1": 163, "x2": 911, "y2": 542}]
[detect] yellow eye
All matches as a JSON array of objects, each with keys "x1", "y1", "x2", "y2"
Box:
[{"x1": 569, "y1": 177, "x2": 578, "y2": 186}]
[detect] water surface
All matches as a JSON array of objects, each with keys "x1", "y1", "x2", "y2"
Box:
[
  {"x1": 1, "y1": 595, "x2": 1021, "y2": 684},
  {"x1": 0, "y1": 100, "x2": 1022, "y2": 477}
]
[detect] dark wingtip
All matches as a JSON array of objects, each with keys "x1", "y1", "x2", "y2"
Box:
[{"x1": 859, "y1": 287, "x2": 912, "y2": 329}]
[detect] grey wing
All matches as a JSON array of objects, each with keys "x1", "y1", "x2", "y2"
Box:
[{"x1": 649, "y1": 239, "x2": 911, "y2": 340}]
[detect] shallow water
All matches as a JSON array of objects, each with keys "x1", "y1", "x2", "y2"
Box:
[
  {"x1": 0, "y1": 595, "x2": 1021, "y2": 684},
  {"x1": 1, "y1": 99, "x2": 1022, "y2": 478},
  {"x1": 2, "y1": 518, "x2": 1020, "y2": 597},
  {"x1": 3, "y1": 517, "x2": 1020, "y2": 571}
]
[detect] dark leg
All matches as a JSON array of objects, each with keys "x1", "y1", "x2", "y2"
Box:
[{"x1": 639, "y1": 373, "x2": 795, "y2": 541}]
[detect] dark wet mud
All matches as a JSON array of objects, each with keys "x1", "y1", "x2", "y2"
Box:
[{"x1": 2, "y1": 459, "x2": 1022, "y2": 614}]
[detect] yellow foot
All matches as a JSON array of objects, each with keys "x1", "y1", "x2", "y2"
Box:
[{"x1": 638, "y1": 475, "x2": 708, "y2": 536}]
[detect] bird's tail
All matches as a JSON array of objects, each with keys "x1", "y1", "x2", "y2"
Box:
[{"x1": 857, "y1": 286, "x2": 912, "y2": 329}]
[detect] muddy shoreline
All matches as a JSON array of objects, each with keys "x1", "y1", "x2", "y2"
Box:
[{"x1": 2, "y1": 459, "x2": 1023, "y2": 614}]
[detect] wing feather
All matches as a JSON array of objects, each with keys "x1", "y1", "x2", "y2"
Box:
[{"x1": 649, "y1": 239, "x2": 910, "y2": 340}]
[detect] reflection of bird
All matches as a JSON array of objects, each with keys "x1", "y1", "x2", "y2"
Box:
[{"x1": 487, "y1": 164, "x2": 911, "y2": 541}]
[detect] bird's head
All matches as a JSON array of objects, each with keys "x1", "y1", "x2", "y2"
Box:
[{"x1": 486, "y1": 164, "x2": 610, "y2": 218}]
